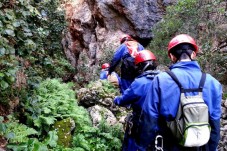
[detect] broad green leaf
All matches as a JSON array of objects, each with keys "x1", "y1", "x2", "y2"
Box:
[
  {"x1": 6, "y1": 24, "x2": 14, "y2": 30},
  {"x1": 0, "y1": 123, "x2": 6, "y2": 133},
  {"x1": 13, "y1": 21, "x2": 21, "y2": 27},
  {"x1": 4, "y1": 29, "x2": 15, "y2": 36},
  {"x1": 24, "y1": 32, "x2": 33, "y2": 37},
  {"x1": 0, "y1": 21, "x2": 3, "y2": 28},
  {"x1": 31, "y1": 141, "x2": 48, "y2": 151},
  {"x1": 44, "y1": 131, "x2": 58, "y2": 147},
  {"x1": 24, "y1": 39, "x2": 36, "y2": 50},
  {"x1": 0, "y1": 47, "x2": 5, "y2": 56},
  {"x1": 43, "y1": 107, "x2": 51, "y2": 114},
  {"x1": 5, "y1": 132, "x2": 15, "y2": 139},
  {"x1": 6, "y1": 143, "x2": 28, "y2": 151},
  {"x1": 5, "y1": 10, "x2": 15, "y2": 21},
  {"x1": 18, "y1": 0, "x2": 25, "y2": 4},
  {"x1": 23, "y1": 27, "x2": 31, "y2": 33},
  {"x1": 6, "y1": 76, "x2": 15, "y2": 83},
  {"x1": 0, "y1": 73, "x2": 4, "y2": 77},
  {"x1": 40, "y1": 116, "x2": 55, "y2": 125},
  {"x1": 7, "y1": 69, "x2": 17, "y2": 75},
  {"x1": 22, "y1": 11, "x2": 30, "y2": 17},
  {"x1": 0, "y1": 80, "x2": 9, "y2": 89},
  {"x1": 0, "y1": 116, "x2": 3, "y2": 122},
  {"x1": 0, "y1": 10, "x2": 3, "y2": 16},
  {"x1": 33, "y1": 119, "x2": 42, "y2": 128},
  {"x1": 8, "y1": 47, "x2": 15, "y2": 54}
]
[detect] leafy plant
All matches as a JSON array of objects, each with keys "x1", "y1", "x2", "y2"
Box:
[
  {"x1": 23, "y1": 79, "x2": 77, "y2": 134},
  {"x1": 0, "y1": 115, "x2": 37, "y2": 144},
  {"x1": 20, "y1": 78, "x2": 123, "y2": 150},
  {"x1": 72, "y1": 120, "x2": 123, "y2": 151},
  {"x1": 147, "y1": 0, "x2": 227, "y2": 83},
  {"x1": 0, "y1": 0, "x2": 74, "y2": 106}
]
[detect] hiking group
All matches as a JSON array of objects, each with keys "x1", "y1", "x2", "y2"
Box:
[{"x1": 100, "y1": 34, "x2": 222, "y2": 151}]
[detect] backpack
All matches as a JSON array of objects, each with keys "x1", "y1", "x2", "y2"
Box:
[
  {"x1": 122, "y1": 41, "x2": 139, "y2": 79},
  {"x1": 107, "y1": 72, "x2": 120, "y2": 87},
  {"x1": 166, "y1": 70, "x2": 211, "y2": 147}
]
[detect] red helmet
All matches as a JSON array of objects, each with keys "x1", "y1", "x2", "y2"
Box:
[
  {"x1": 120, "y1": 34, "x2": 132, "y2": 44},
  {"x1": 101, "y1": 63, "x2": 110, "y2": 69},
  {"x1": 167, "y1": 34, "x2": 198, "y2": 57},
  {"x1": 135, "y1": 50, "x2": 156, "y2": 65}
]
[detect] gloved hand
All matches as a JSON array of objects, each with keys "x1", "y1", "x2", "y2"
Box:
[{"x1": 110, "y1": 97, "x2": 118, "y2": 111}]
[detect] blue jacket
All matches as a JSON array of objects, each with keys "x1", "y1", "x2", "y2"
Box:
[
  {"x1": 137, "y1": 61, "x2": 222, "y2": 151},
  {"x1": 114, "y1": 70, "x2": 159, "y2": 151},
  {"x1": 100, "y1": 70, "x2": 108, "y2": 80},
  {"x1": 114, "y1": 70, "x2": 159, "y2": 112},
  {"x1": 109, "y1": 41, "x2": 144, "y2": 80}
]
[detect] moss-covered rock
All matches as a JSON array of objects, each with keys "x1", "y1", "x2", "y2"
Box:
[{"x1": 53, "y1": 118, "x2": 75, "y2": 147}]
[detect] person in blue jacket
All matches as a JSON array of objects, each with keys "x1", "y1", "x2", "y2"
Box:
[
  {"x1": 137, "y1": 34, "x2": 222, "y2": 151},
  {"x1": 100, "y1": 63, "x2": 110, "y2": 80},
  {"x1": 108, "y1": 34, "x2": 144, "y2": 93},
  {"x1": 100, "y1": 63, "x2": 123, "y2": 93},
  {"x1": 113, "y1": 50, "x2": 159, "y2": 151}
]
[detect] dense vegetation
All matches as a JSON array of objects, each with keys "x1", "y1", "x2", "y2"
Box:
[
  {"x1": 0, "y1": 0, "x2": 226, "y2": 150},
  {"x1": 148, "y1": 0, "x2": 227, "y2": 87},
  {"x1": 0, "y1": 0, "x2": 123, "y2": 150},
  {"x1": 0, "y1": 0, "x2": 74, "y2": 106}
]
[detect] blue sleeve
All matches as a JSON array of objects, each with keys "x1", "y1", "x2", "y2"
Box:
[
  {"x1": 208, "y1": 119, "x2": 220, "y2": 150},
  {"x1": 207, "y1": 77, "x2": 222, "y2": 150},
  {"x1": 114, "y1": 81, "x2": 139, "y2": 106},
  {"x1": 100, "y1": 70, "x2": 108, "y2": 80},
  {"x1": 109, "y1": 44, "x2": 126, "y2": 74},
  {"x1": 208, "y1": 78, "x2": 222, "y2": 120}
]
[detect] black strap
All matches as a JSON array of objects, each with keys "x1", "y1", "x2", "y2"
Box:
[
  {"x1": 199, "y1": 73, "x2": 206, "y2": 89},
  {"x1": 166, "y1": 70, "x2": 206, "y2": 93},
  {"x1": 122, "y1": 53, "x2": 132, "y2": 60},
  {"x1": 166, "y1": 70, "x2": 182, "y2": 88}
]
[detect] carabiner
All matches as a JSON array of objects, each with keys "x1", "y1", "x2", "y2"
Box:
[{"x1": 155, "y1": 135, "x2": 163, "y2": 151}]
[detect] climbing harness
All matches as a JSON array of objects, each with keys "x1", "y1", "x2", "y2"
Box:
[
  {"x1": 124, "y1": 112, "x2": 133, "y2": 134},
  {"x1": 155, "y1": 135, "x2": 163, "y2": 151},
  {"x1": 127, "y1": 120, "x2": 133, "y2": 135}
]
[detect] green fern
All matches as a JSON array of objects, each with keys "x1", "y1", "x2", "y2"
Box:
[{"x1": 2, "y1": 116, "x2": 38, "y2": 144}]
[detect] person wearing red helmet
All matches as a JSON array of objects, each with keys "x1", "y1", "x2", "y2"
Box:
[
  {"x1": 108, "y1": 34, "x2": 144, "y2": 93},
  {"x1": 100, "y1": 63, "x2": 123, "y2": 93},
  {"x1": 113, "y1": 50, "x2": 159, "y2": 151},
  {"x1": 137, "y1": 34, "x2": 222, "y2": 151},
  {"x1": 100, "y1": 63, "x2": 110, "y2": 80}
]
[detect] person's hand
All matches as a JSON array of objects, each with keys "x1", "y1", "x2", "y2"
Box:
[
  {"x1": 110, "y1": 101, "x2": 118, "y2": 111},
  {"x1": 110, "y1": 96, "x2": 119, "y2": 110},
  {"x1": 111, "y1": 101, "x2": 116, "y2": 108}
]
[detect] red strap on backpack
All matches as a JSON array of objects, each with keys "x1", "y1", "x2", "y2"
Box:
[{"x1": 125, "y1": 41, "x2": 139, "y2": 58}]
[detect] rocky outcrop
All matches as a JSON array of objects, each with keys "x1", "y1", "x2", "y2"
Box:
[
  {"x1": 76, "y1": 80, "x2": 128, "y2": 126},
  {"x1": 61, "y1": 0, "x2": 176, "y2": 79},
  {"x1": 218, "y1": 98, "x2": 227, "y2": 151},
  {"x1": 88, "y1": 105, "x2": 117, "y2": 126}
]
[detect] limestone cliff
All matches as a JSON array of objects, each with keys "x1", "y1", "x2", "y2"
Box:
[{"x1": 61, "y1": 0, "x2": 176, "y2": 82}]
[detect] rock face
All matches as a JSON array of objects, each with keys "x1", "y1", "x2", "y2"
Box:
[
  {"x1": 219, "y1": 99, "x2": 227, "y2": 151},
  {"x1": 61, "y1": 0, "x2": 176, "y2": 81}
]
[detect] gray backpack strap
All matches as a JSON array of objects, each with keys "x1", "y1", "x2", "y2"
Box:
[{"x1": 166, "y1": 70, "x2": 206, "y2": 93}]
